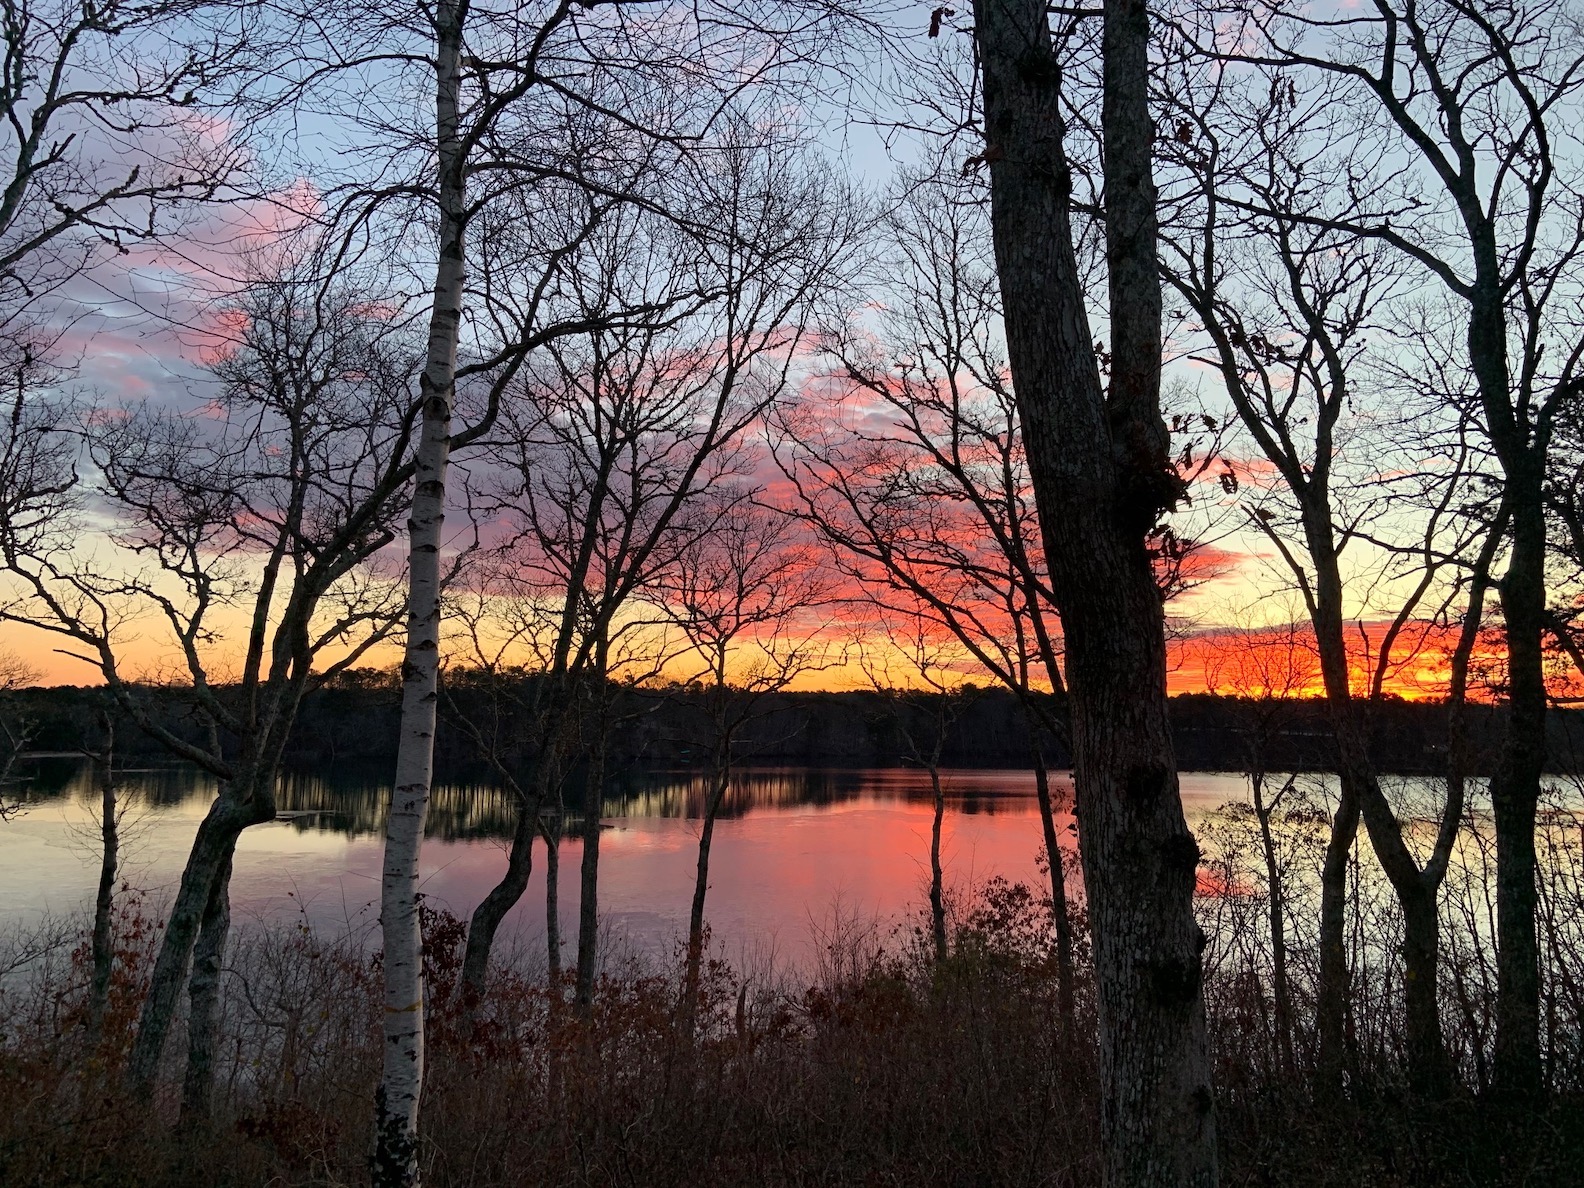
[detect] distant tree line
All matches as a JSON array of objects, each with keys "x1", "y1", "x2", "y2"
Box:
[
  {"x1": 11, "y1": 680, "x2": 1584, "y2": 777},
  {"x1": 4, "y1": 0, "x2": 1584, "y2": 1183}
]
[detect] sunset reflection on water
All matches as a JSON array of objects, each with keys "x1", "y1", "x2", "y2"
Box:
[{"x1": 0, "y1": 764, "x2": 1256, "y2": 970}]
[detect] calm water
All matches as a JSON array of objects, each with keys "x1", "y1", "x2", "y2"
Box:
[{"x1": 1, "y1": 761, "x2": 1255, "y2": 968}]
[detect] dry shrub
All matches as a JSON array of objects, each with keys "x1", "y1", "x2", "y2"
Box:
[{"x1": 2, "y1": 841, "x2": 1583, "y2": 1187}]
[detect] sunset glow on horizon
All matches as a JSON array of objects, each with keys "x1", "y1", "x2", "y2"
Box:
[{"x1": 5, "y1": 598, "x2": 1533, "y2": 705}]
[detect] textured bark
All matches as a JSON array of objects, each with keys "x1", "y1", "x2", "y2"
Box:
[
  {"x1": 1490, "y1": 475, "x2": 1545, "y2": 1096},
  {"x1": 574, "y1": 731, "x2": 607, "y2": 1013},
  {"x1": 180, "y1": 843, "x2": 235, "y2": 1125},
  {"x1": 126, "y1": 795, "x2": 260, "y2": 1094},
  {"x1": 87, "y1": 731, "x2": 118, "y2": 1044},
  {"x1": 973, "y1": 1, "x2": 1217, "y2": 1182},
  {"x1": 1315, "y1": 781, "x2": 1359, "y2": 1097},
  {"x1": 375, "y1": 2, "x2": 467, "y2": 1180},
  {"x1": 1030, "y1": 740, "x2": 1077, "y2": 1029}
]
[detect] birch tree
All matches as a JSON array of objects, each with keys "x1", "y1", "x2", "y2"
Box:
[
  {"x1": 373, "y1": 0, "x2": 465, "y2": 1175},
  {"x1": 349, "y1": 0, "x2": 870, "y2": 1167}
]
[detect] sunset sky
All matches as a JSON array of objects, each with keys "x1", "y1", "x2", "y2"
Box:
[
  {"x1": 0, "y1": 32, "x2": 1545, "y2": 708},
  {"x1": 0, "y1": 205, "x2": 1510, "y2": 700}
]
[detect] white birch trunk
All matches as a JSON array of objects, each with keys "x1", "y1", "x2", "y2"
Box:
[{"x1": 375, "y1": 3, "x2": 467, "y2": 1183}]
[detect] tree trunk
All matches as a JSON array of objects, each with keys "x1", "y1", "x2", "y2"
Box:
[
  {"x1": 1399, "y1": 880, "x2": 1446, "y2": 1094},
  {"x1": 1031, "y1": 740, "x2": 1077, "y2": 1028},
  {"x1": 88, "y1": 733, "x2": 118, "y2": 1044},
  {"x1": 927, "y1": 762, "x2": 948, "y2": 963},
  {"x1": 973, "y1": 1, "x2": 1218, "y2": 1181},
  {"x1": 180, "y1": 842, "x2": 235, "y2": 1125},
  {"x1": 546, "y1": 804, "x2": 562, "y2": 989},
  {"x1": 462, "y1": 757, "x2": 553, "y2": 1004},
  {"x1": 1343, "y1": 756, "x2": 1452, "y2": 1095},
  {"x1": 1251, "y1": 775, "x2": 1294, "y2": 1076},
  {"x1": 460, "y1": 794, "x2": 536, "y2": 1004},
  {"x1": 544, "y1": 775, "x2": 567, "y2": 1115},
  {"x1": 1301, "y1": 495, "x2": 1452, "y2": 1096},
  {"x1": 1311, "y1": 568, "x2": 1451, "y2": 1095},
  {"x1": 1490, "y1": 480, "x2": 1545, "y2": 1097},
  {"x1": 375, "y1": 1, "x2": 467, "y2": 1180},
  {"x1": 126, "y1": 798, "x2": 256, "y2": 1095},
  {"x1": 682, "y1": 763, "x2": 731, "y2": 1038},
  {"x1": 1315, "y1": 780, "x2": 1359, "y2": 1098},
  {"x1": 575, "y1": 733, "x2": 607, "y2": 1013}
]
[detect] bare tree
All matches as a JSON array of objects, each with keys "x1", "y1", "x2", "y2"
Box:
[
  {"x1": 305, "y1": 0, "x2": 875, "y2": 1167},
  {"x1": 0, "y1": 0, "x2": 253, "y2": 816},
  {"x1": 1157, "y1": 46, "x2": 1503, "y2": 1093},
  {"x1": 449, "y1": 137, "x2": 861, "y2": 1019},
  {"x1": 0, "y1": 246, "x2": 422, "y2": 1117},
  {"x1": 358, "y1": 29, "x2": 707, "y2": 1179},
  {"x1": 968, "y1": 0, "x2": 1220, "y2": 1181},
  {"x1": 375, "y1": 5, "x2": 466, "y2": 1175},
  {"x1": 0, "y1": 0, "x2": 255, "y2": 357},
  {"x1": 1196, "y1": 0, "x2": 1584, "y2": 1098},
  {"x1": 657, "y1": 496, "x2": 837, "y2": 1033},
  {"x1": 75, "y1": 706, "x2": 121, "y2": 1044},
  {"x1": 774, "y1": 170, "x2": 1099, "y2": 1023},
  {"x1": 857, "y1": 616, "x2": 980, "y2": 964},
  {"x1": 0, "y1": 646, "x2": 37, "y2": 814}
]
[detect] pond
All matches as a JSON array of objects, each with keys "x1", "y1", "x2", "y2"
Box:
[{"x1": 0, "y1": 761, "x2": 1262, "y2": 968}]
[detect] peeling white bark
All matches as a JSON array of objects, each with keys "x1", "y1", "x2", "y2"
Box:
[{"x1": 376, "y1": 2, "x2": 467, "y2": 1183}]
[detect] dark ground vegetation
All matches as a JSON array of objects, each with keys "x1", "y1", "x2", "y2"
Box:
[{"x1": 4, "y1": 845, "x2": 1583, "y2": 1187}]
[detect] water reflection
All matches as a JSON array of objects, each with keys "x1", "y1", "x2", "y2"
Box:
[
  {"x1": 0, "y1": 759, "x2": 1255, "y2": 967},
  {"x1": 7, "y1": 761, "x2": 1082, "y2": 840}
]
